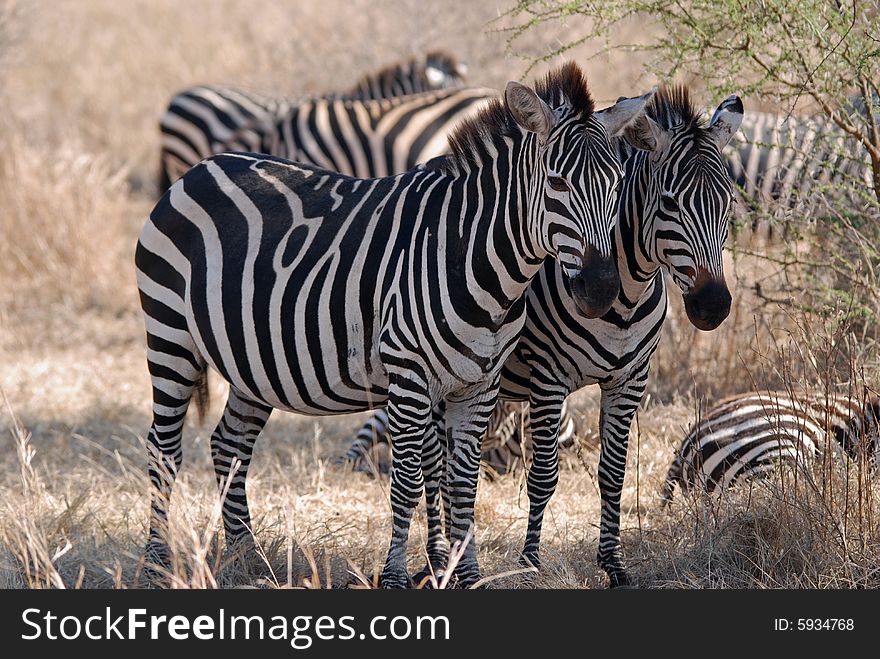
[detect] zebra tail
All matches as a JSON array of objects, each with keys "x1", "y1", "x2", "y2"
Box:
[{"x1": 192, "y1": 369, "x2": 210, "y2": 425}]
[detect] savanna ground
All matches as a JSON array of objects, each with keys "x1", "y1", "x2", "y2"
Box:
[{"x1": 1, "y1": 0, "x2": 879, "y2": 589}]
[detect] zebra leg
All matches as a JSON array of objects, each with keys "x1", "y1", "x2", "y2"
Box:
[
  {"x1": 337, "y1": 409, "x2": 391, "y2": 475},
  {"x1": 413, "y1": 402, "x2": 450, "y2": 585},
  {"x1": 444, "y1": 382, "x2": 498, "y2": 588},
  {"x1": 520, "y1": 389, "x2": 567, "y2": 569},
  {"x1": 595, "y1": 374, "x2": 647, "y2": 588},
  {"x1": 143, "y1": 334, "x2": 205, "y2": 571},
  {"x1": 209, "y1": 386, "x2": 273, "y2": 556},
  {"x1": 380, "y1": 387, "x2": 433, "y2": 589}
]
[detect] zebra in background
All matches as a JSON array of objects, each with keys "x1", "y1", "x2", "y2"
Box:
[
  {"x1": 662, "y1": 390, "x2": 880, "y2": 501},
  {"x1": 348, "y1": 50, "x2": 468, "y2": 99},
  {"x1": 340, "y1": 399, "x2": 579, "y2": 478},
  {"x1": 159, "y1": 50, "x2": 467, "y2": 190},
  {"x1": 254, "y1": 86, "x2": 498, "y2": 178},
  {"x1": 724, "y1": 109, "x2": 872, "y2": 216},
  {"x1": 136, "y1": 62, "x2": 652, "y2": 588}
]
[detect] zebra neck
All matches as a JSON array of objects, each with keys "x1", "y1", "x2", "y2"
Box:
[
  {"x1": 440, "y1": 165, "x2": 545, "y2": 323},
  {"x1": 615, "y1": 159, "x2": 663, "y2": 304}
]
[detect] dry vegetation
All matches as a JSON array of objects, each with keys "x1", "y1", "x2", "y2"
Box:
[{"x1": 1, "y1": 0, "x2": 878, "y2": 589}]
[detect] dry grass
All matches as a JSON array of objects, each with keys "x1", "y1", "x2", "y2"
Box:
[{"x1": 1, "y1": 0, "x2": 878, "y2": 589}]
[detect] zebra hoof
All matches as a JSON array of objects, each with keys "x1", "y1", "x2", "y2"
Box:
[
  {"x1": 411, "y1": 553, "x2": 449, "y2": 588},
  {"x1": 518, "y1": 551, "x2": 541, "y2": 570},
  {"x1": 597, "y1": 551, "x2": 631, "y2": 588},
  {"x1": 141, "y1": 541, "x2": 172, "y2": 586},
  {"x1": 379, "y1": 569, "x2": 412, "y2": 589},
  {"x1": 411, "y1": 566, "x2": 446, "y2": 588},
  {"x1": 607, "y1": 572, "x2": 634, "y2": 589},
  {"x1": 452, "y1": 565, "x2": 483, "y2": 589}
]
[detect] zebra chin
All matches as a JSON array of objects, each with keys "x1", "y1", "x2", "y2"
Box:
[
  {"x1": 682, "y1": 271, "x2": 731, "y2": 331},
  {"x1": 567, "y1": 250, "x2": 620, "y2": 319}
]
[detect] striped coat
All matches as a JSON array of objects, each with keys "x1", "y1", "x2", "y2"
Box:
[
  {"x1": 725, "y1": 110, "x2": 872, "y2": 212},
  {"x1": 663, "y1": 390, "x2": 880, "y2": 499},
  {"x1": 159, "y1": 51, "x2": 467, "y2": 189},
  {"x1": 412, "y1": 87, "x2": 743, "y2": 588},
  {"x1": 340, "y1": 399, "x2": 579, "y2": 478},
  {"x1": 136, "y1": 63, "x2": 651, "y2": 588}
]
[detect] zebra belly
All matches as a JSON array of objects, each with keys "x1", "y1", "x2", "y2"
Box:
[{"x1": 187, "y1": 297, "x2": 390, "y2": 415}]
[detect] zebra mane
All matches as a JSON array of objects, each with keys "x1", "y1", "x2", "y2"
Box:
[
  {"x1": 442, "y1": 62, "x2": 595, "y2": 174},
  {"x1": 350, "y1": 50, "x2": 465, "y2": 93},
  {"x1": 648, "y1": 85, "x2": 705, "y2": 132}
]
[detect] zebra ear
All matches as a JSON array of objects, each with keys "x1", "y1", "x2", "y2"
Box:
[
  {"x1": 707, "y1": 94, "x2": 744, "y2": 150},
  {"x1": 622, "y1": 114, "x2": 666, "y2": 152},
  {"x1": 505, "y1": 81, "x2": 557, "y2": 141},
  {"x1": 594, "y1": 87, "x2": 656, "y2": 137}
]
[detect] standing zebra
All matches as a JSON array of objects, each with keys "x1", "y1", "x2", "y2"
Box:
[
  {"x1": 159, "y1": 51, "x2": 467, "y2": 190},
  {"x1": 404, "y1": 87, "x2": 740, "y2": 588},
  {"x1": 340, "y1": 399, "x2": 579, "y2": 478},
  {"x1": 662, "y1": 390, "x2": 880, "y2": 500},
  {"x1": 136, "y1": 62, "x2": 652, "y2": 588},
  {"x1": 725, "y1": 110, "x2": 871, "y2": 211}
]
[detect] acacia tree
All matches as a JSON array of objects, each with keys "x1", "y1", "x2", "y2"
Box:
[
  {"x1": 499, "y1": 0, "x2": 880, "y2": 383},
  {"x1": 499, "y1": 0, "x2": 880, "y2": 203}
]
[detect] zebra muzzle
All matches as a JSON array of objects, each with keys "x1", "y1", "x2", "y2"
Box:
[
  {"x1": 683, "y1": 269, "x2": 731, "y2": 331},
  {"x1": 569, "y1": 249, "x2": 620, "y2": 319}
]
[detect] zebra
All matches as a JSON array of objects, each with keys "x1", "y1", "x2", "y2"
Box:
[
  {"x1": 159, "y1": 50, "x2": 467, "y2": 190},
  {"x1": 662, "y1": 390, "x2": 880, "y2": 500},
  {"x1": 724, "y1": 109, "x2": 872, "y2": 214},
  {"x1": 135, "y1": 62, "x2": 653, "y2": 588},
  {"x1": 254, "y1": 86, "x2": 500, "y2": 179},
  {"x1": 340, "y1": 399, "x2": 579, "y2": 478},
  {"x1": 394, "y1": 86, "x2": 740, "y2": 588}
]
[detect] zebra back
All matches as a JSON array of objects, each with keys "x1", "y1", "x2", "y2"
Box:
[
  {"x1": 159, "y1": 50, "x2": 467, "y2": 190},
  {"x1": 255, "y1": 87, "x2": 497, "y2": 179},
  {"x1": 663, "y1": 390, "x2": 880, "y2": 500},
  {"x1": 724, "y1": 110, "x2": 872, "y2": 214}
]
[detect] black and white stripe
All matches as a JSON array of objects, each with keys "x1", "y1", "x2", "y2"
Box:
[
  {"x1": 256, "y1": 86, "x2": 499, "y2": 179},
  {"x1": 725, "y1": 109, "x2": 871, "y2": 212},
  {"x1": 401, "y1": 87, "x2": 741, "y2": 588},
  {"x1": 136, "y1": 62, "x2": 651, "y2": 588},
  {"x1": 340, "y1": 399, "x2": 578, "y2": 478},
  {"x1": 159, "y1": 51, "x2": 468, "y2": 190},
  {"x1": 663, "y1": 390, "x2": 880, "y2": 500}
]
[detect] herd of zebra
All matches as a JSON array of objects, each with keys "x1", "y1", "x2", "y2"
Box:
[{"x1": 138, "y1": 51, "x2": 879, "y2": 588}]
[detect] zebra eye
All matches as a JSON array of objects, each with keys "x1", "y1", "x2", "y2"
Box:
[
  {"x1": 547, "y1": 176, "x2": 569, "y2": 192},
  {"x1": 660, "y1": 192, "x2": 679, "y2": 210}
]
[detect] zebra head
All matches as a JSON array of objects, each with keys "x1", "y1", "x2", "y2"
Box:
[
  {"x1": 623, "y1": 88, "x2": 744, "y2": 330},
  {"x1": 504, "y1": 64, "x2": 653, "y2": 318},
  {"x1": 424, "y1": 50, "x2": 468, "y2": 89}
]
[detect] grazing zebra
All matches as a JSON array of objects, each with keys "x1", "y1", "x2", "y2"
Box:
[
  {"x1": 725, "y1": 110, "x2": 871, "y2": 212},
  {"x1": 662, "y1": 390, "x2": 880, "y2": 500},
  {"x1": 340, "y1": 399, "x2": 579, "y2": 478},
  {"x1": 159, "y1": 51, "x2": 467, "y2": 189},
  {"x1": 136, "y1": 62, "x2": 653, "y2": 588},
  {"x1": 254, "y1": 86, "x2": 499, "y2": 179}
]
